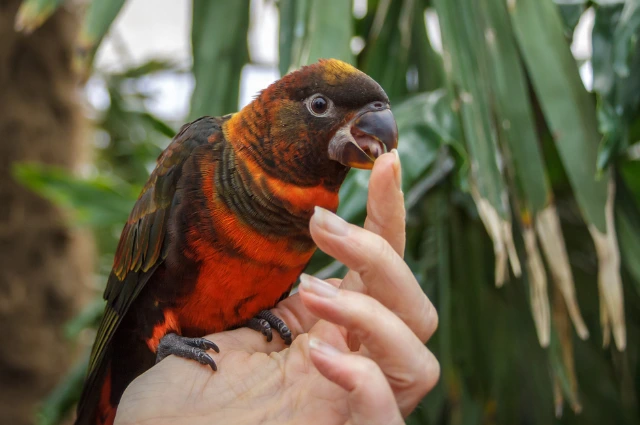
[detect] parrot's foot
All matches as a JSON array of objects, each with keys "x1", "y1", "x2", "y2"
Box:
[
  {"x1": 246, "y1": 310, "x2": 292, "y2": 345},
  {"x1": 156, "y1": 333, "x2": 220, "y2": 371}
]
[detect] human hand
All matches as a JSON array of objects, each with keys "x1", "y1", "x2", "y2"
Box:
[{"x1": 114, "y1": 152, "x2": 440, "y2": 425}]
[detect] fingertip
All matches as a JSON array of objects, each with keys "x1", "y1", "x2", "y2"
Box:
[
  {"x1": 372, "y1": 151, "x2": 397, "y2": 171},
  {"x1": 309, "y1": 338, "x2": 403, "y2": 425},
  {"x1": 307, "y1": 337, "x2": 353, "y2": 391},
  {"x1": 310, "y1": 206, "x2": 351, "y2": 237},
  {"x1": 309, "y1": 208, "x2": 355, "y2": 261},
  {"x1": 309, "y1": 337, "x2": 343, "y2": 357},
  {"x1": 370, "y1": 152, "x2": 397, "y2": 186}
]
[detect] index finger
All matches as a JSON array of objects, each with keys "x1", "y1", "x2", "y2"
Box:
[
  {"x1": 341, "y1": 150, "x2": 406, "y2": 293},
  {"x1": 363, "y1": 150, "x2": 406, "y2": 258}
]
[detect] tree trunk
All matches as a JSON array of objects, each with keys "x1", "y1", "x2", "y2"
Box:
[{"x1": 0, "y1": 1, "x2": 93, "y2": 424}]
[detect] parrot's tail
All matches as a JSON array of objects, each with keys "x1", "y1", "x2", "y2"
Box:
[
  {"x1": 96, "y1": 365, "x2": 117, "y2": 425},
  {"x1": 75, "y1": 360, "x2": 117, "y2": 425}
]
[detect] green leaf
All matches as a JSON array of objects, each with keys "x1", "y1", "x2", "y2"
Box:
[
  {"x1": 596, "y1": 100, "x2": 625, "y2": 171},
  {"x1": 433, "y1": 0, "x2": 509, "y2": 218},
  {"x1": 138, "y1": 112, "x2": 177, "y2": 139},
  {"x1": 592, "y1": 1, "x2": 630, "y2": 171},
  {"x1": 392, "y1": 90, "x2": 461, "y2": 187},
  {"x1": 428, "y1": 188, "x2": 454, "y2": 375},
  {"x1": 482, "y1": 0, "x2": 550, "y2": 215},
  {"x1": 115, "y1": 59, "x2": 180, "y2": 79},
  {"x1": 511, "y1": 0, "x2": 627, "y2": 353},
  {"x1": 277, "y1": 0, "x2": 297, "y2": 77},
  {"x1": 510, "y1": 0, "x2": 609, "y2": 232},
  {"x1": 64, "y1": 297, "x2": 107, "y2": 339},
  {"x1": 337, "y1": 90, "x2": 457, "y2": 223},
  {"x1": 12, "y1": 163, "x2": 136, "y2": 227},
  {"x1": 360, "y1": 0, "x2": 415, "y2": 99},
  {"x1": 76, "y1": 0, "x2": 127, "y2": 69},
  {"x1": 553, "y1": 0, "x2": 588, "y2": 36},
  {"x1": 303, "y1": 0, "x2": 354, "y2": 65},
  {"x1": 189, "y1": 0, "x2": 250, "y2": 118},
  {"x1": 616, "y1": 178, "x2": 640, "y2": 296},
  {"x1": 617, "y1": 205, "x2": 640, "y2": 297},
  {"x1": 36, "y1": 354, "x2": 89, "y2": 425},
  {"x1": 14, "y1": 0, "x2": 64, "y2": 33},
  {"x1": 278, "y1": 0, "x2": 312, "y2": 74},
  {"x1": 592, "y1": 2, "x2": 625, "y2": 97},
  {"x1": 612, "y1": 0, "x2": 640, "y2": 79},
  {"x1": 280, "y1": 0, "x2": 353, "y2": 73},
  {"x1": 410, "y1": 1, "x2": 445, "y2": 92},
  {"x1": 620, "y1": 158, "x2": 640, "y2": 209}
]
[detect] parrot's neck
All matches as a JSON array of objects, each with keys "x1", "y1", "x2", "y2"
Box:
[
  {"x1": 223, "y1": 99, "x2": 350, "y2": 191},
  {"x1": 217, "y1": 138, "x2": 341, "y2": 223}
]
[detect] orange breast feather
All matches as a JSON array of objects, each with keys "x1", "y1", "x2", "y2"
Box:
[{"x1": 174, "y1": 156, "x2": 338, "y2": 333}]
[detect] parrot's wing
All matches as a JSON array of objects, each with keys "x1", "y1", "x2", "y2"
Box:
[{"x1": 76, "y1": 116, "x2": 224, "y2": 423}]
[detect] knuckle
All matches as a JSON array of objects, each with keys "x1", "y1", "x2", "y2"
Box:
[
  {"x1": 414, "y1": 348, "x2": 440, "y2": 394},
  {"x1": 417, "y1": 296, "x2": 439, "y2": 343},
  {"x1": 401, "y1": 348, "x2": 440, "y2": 396},
  {"x1": 355, "y1": 234, "x2": 393, "y2": 274},
  {"x1": 388, "y1": 369, "x2": 420, "y2": 391},
  {"x1": 365, "y1": 205, "x2": 386, "y2": 234},
  {"x1": 424, "y1": 352, "x2": 441, "y2": 392},
  {"x1": 352, "y1": 357, "x2": 380, "y2": 386},
  {"x1": 377, "y1": 236, "x2": 395, "y2": 259},
  {"x1": 428, "y1": 304, "x2": 439, "y2": 336},
  {"x1": 350, "y1": 297, "x2": 385, "y2": 342},
  {"x1": 392, "y1": 350, "x2": 440, "y2": 400}
]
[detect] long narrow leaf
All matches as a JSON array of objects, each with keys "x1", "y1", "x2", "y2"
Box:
[
  {"x1": 360, "y1": 0, "x2": 414, "y2": 99},
  {"x1": 410, "y1": 0, "x2": 445, "y2": 92},
  {"x1": 509, "y1": 0, "x2": 607, "y2": 232},
  {"x1": 36, "y1": 354, "x2": 90, "y2": 425},
  {"x1": 280, "y1": 0, "x2": 353, "y2": 73},
  {"x1": 14, "y1": 0, "x2": 63, "y2": 33},
  {"x1": 509, "y1": 0, "x2": 626, "y2": 350},
  {"x1": 434, "y1": 0, "x2": 520, "y2": 287},
  {"x1": 189, "y1": 0, "x2": 250, "y2": 118},
  {"x1": 482, "y1": 0, "x2": 588, "y2": 342},
  {"x1": 75, "y1": 0, "x2": 127, "y2": 73},
  {"x1": 277, "y1": 0, "x2": 297, "y2": 77}
]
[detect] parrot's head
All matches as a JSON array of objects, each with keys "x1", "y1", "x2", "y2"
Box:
[{"x1": 226, "y1": 59, "x2": 398, "y2": 189}]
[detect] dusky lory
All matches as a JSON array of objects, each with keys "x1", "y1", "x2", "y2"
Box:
[{"x1": 75, "y1": 58, "x2": 398, "y2": 425}]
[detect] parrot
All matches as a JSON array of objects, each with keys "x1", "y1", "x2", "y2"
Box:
[{"x1": 74, "y1": 58, "x2": 398, "y2": 425}]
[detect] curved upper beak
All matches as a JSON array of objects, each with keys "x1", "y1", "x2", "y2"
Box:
[{"x1": 328, "y1": 102, "x2": 398, "y2": 170}]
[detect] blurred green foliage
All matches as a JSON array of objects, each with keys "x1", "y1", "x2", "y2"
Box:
[{"x1": 10, "y1": 0, "x2": 640, "y2": 424}]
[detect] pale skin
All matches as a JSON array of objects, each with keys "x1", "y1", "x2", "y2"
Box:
[{"x1": 114, "y1": 151, "x2": 440, "y2": 425}]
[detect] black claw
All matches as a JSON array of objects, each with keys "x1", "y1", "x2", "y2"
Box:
[
  {"x1": 247, "y1": 318, "x2": 273, "y2": 342},
  {"x1": 156, "y1": 333, "x2": 219, "y2": 371},
  {"x1": 187, "y1": 337, "x2": 220, "y2": 353},
  {"x1": 196, "y1": 351, "x2": 217, "y2": 371},
  {"x1": 247, "y1": 310, "x2": 293, "y2": 345}
]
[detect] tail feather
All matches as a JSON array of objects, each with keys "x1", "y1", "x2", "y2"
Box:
[{"x1": 75, "y1": 358, "x2": 116, "y2": 425}]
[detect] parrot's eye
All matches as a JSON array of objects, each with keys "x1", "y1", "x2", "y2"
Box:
[{"x1": 307, "y1": 94, "x2": 331, "y2": 117}]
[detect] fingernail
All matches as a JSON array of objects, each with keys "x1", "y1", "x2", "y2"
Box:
[
  {"x1": 313, "y1": 206, "x2": 349, "y2": 236},
  {"x1": 309, "y1": 338, "x2": 340, "y2": 356},
  {"x1": 391, "y1": 148, "x2": 402, "y2": 191},
  {"x1": 300, "y1": 273, "x2": 339, "y2": 298}
]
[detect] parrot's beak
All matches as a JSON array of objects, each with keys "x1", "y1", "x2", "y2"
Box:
[{"x1": 328, "y1": 102, "x2": 398, "y2": 170}]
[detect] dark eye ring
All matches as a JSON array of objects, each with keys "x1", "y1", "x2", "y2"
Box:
[{"x1": 309, "y1": 95, "x2": 329, "y2": 116}]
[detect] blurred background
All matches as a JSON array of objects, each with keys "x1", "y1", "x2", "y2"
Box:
[{"x1": 0, "y1": 0, "x2": 639, "y2": 424}]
